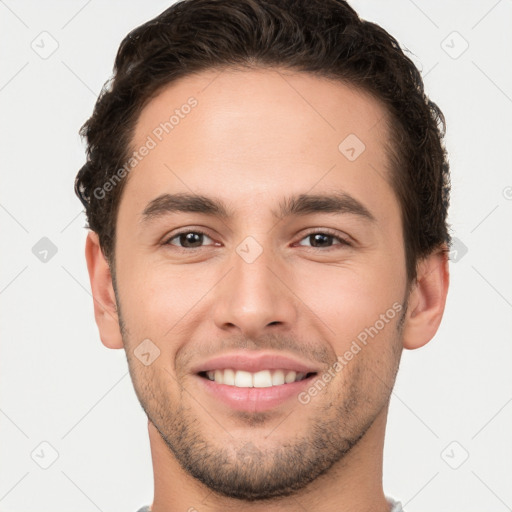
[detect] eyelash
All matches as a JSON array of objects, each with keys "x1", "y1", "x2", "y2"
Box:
[{"x1": 163, "y1": 228, "x2": 352, "y2": 250}]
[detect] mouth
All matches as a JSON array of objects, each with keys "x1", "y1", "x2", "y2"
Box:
[
  {"x1": 192, "y1": 351, "x2": 322, "y2": 412},
  {"x1": 198, "y1": 368, "x2": 318, "y2": 388}
]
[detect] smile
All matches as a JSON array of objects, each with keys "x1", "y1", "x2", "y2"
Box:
[{"x1": 200, "y1": 369, "x2": 316, "y2": 387}]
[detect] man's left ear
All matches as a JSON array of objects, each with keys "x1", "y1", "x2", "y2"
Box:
[{"x1": 401, "y1": 245, "x2": 450, "y2": 350}]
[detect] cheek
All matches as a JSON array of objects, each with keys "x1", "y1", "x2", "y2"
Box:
[
  {"x1": 117, "y1": 261, "x2": 217, "y2": 338},
  {"x1": 291, "y1": 259, "x2": 404, "y2": 344}
]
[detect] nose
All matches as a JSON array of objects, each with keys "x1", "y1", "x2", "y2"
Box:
[{"x1": 212, "y1": 243, "x2": 298, "y2": 339}]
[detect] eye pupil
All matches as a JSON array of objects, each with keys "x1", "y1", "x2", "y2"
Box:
[
  {"x1": 180, "y1": 232, "x2": 203, "y2": 247},
  {"x1": 310, "y1": 233, "x2": 332, "y2": 247}
]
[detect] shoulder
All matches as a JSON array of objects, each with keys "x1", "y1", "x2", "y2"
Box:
[{"x1": 387, "y1": 497, "x2": 405, "y2": 511}]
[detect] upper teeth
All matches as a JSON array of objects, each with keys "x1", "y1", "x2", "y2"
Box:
[{"x1": 205, "y1": 369, "x2": 308, "y2": 387}]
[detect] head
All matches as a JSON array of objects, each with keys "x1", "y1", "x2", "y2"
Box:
[{"x1": 78, "y1": 0, "x2": 450, "y2": 502}]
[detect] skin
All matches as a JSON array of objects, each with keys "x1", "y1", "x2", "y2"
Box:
[{"x1": 85, "y1": 67, "x2": 449, "y2": 512}]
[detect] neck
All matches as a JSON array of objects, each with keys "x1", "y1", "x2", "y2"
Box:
[{"x1": 147, "y1": 405, "x2": 390, "y2": 512}]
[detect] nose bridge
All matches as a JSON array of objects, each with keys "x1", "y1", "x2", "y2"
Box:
[{"x1": 212, "y1": 239, "x2": 297, "y2": 336}]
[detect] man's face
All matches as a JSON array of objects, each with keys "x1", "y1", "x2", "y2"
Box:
[{"x1": 113, "y1": 68, "x2": 409, "y2": 499}]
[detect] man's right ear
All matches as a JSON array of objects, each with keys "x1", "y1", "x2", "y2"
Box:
[{"x1": 85, "y1": 231, "x2": 124, "y2": 349}]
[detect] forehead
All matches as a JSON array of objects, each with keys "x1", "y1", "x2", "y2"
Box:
[
  {"x1": 133, "y1": 67, "x2": 390, "y2": 156},
  {"x1": 121, "y1": 67, "x2": 397, "y2": 225}
]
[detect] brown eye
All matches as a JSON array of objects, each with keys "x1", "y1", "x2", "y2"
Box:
[
  {"x1": 165, "y1": 231, "x2": 214, "y2": 248},
  {"x1": 297, "y1": 231, "x2": 351, "y2": 249}
]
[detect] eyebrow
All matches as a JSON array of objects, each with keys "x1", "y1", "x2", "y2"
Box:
[{"x1": 140, "y1": 191, "x2": 376, "y2": 224}]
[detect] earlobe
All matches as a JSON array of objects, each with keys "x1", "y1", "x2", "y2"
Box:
[
  {"x1": 401, "y1": 246, "x2": 450, "y2": 350},
  {"x1": 85, "y1": 231, "x2": 124, "y2": 350}
]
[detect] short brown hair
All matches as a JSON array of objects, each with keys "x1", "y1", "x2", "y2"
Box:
[{"x1": 75, "y1": 0, "x2": 451, "y2": 283}]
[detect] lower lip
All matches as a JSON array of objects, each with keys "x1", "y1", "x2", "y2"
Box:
[{"x1": 196, "y1": 374, "x2": 316, "y2": 412}]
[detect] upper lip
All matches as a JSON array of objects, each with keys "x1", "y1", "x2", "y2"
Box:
[{"x1": 191, "y1": 351, "x2": 322, "y2": 374}]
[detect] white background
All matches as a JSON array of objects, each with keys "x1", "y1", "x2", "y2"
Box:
[{"x1": 0, "y1": 1, "x2": 511, "y2": 511}]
